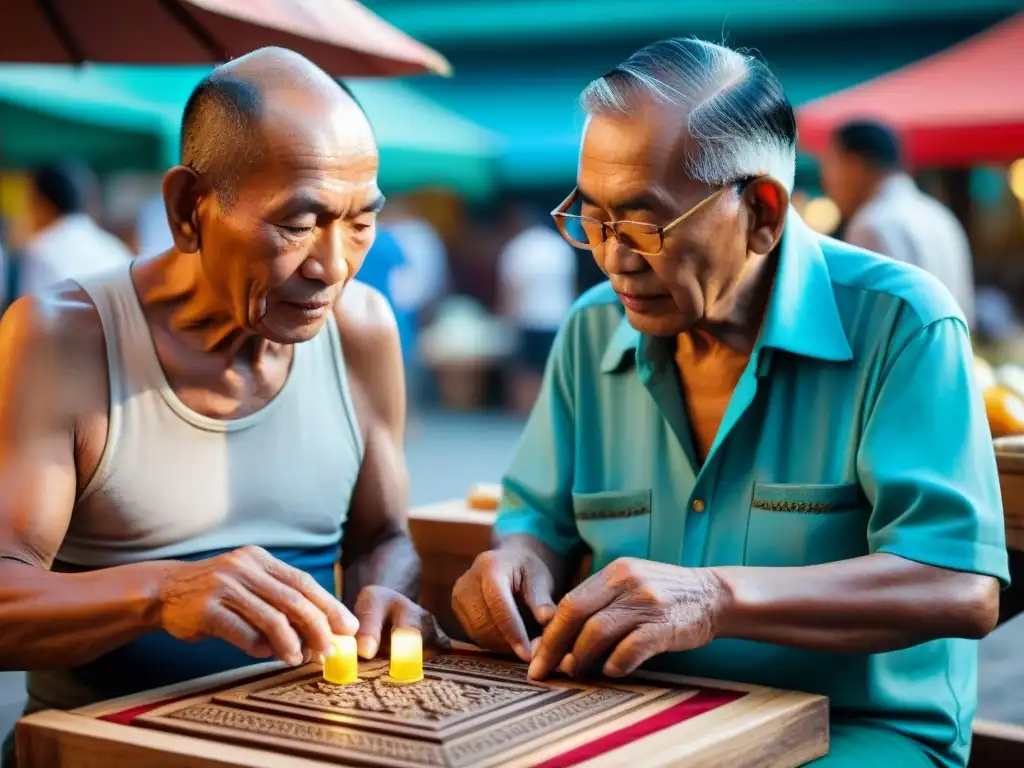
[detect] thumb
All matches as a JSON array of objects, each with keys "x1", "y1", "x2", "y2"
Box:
[
  {"x1": 520, "y1": 562, "x2": 557, "y2": 626},
  {"x1": 353, "y1": 587, "x2": 389, "y2": 659}
]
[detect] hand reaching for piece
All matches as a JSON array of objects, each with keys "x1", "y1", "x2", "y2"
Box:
[
  {"x1": 158, "y1": 545, "x2": 358, "y2": 666},
  {"x1": 353, "y1": 585, "x2": 450, "y2": 658},
  {"x1": 527, "y1": 557, "x2": 726, "y2": 680},
  {"x1": 451, "y1": 547, "x2": 558, "y2": 662}
]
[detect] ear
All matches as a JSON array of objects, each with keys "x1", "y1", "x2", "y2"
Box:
[
  {"x1": 161, "y1": 165, "x2": 205, "y2": 254},
  {"x1": 743, "y1": 177, "x2": 789, "y2": 257}
]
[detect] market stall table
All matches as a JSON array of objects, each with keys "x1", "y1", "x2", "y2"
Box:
[{"x1": 14, "y1": 649, "x2": 828, "y2": 768}]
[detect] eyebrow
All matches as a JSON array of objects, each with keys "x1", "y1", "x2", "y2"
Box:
[
  {"x1": 577, "y1": 186, "x2": 660, "y2": 215},
  {"x1": 278, "y1": 191, "x2": 386, "y2": 217}
]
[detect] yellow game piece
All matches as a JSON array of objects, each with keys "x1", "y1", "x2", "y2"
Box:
[
  {"x1": 323, "y1": 635, "x2": 358, "y2": 685},
  {"x1": 389, "y1": 628, "x2": 423, "y2": 683}
]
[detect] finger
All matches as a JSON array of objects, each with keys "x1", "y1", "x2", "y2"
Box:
[
  {"x1": 424, "y1": 614, "x2": 452, "y2": 653},
  {"x1": 603, "y1": 624, "x2": 668, "y2": 678},
  {"x1": 481, "y1": 572, "x2": 532, "y2": 662},
  {"x1": 568, "y1": 607, "x2": 634, "y2": 676},
  {"x1": 223, "y1": 585, "x2": 304, "y2": 666},
  {"x1": 354, "y1": 587, "x2": 389, "y2": 659},
  {"x1": 263, "y1": 556, "x2": 359, "y2": 636},
  {"x1": 206, "y1": 605, "x2": 273, "y2": 658},
  {"x1": 452, "y1": 578, "x2": 515, "y2": 654},
  {"x1": 246, "y1": 570, "x2": 334, "y2": 658},
  {"x1": 520, "y1": 565, "x2": 557, "y2": 627},
  {"x1": 529, "y1": 573, "x2": 618, "y2": 680}
]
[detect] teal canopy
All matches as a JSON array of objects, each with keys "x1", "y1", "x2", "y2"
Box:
[{"x1": 0, "y1": 65, "x2": 499, "y2": 198}]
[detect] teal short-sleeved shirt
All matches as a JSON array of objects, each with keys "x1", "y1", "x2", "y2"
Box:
[{"x1": 494, "y1": 212, "x2": 1009, "y2": 768}]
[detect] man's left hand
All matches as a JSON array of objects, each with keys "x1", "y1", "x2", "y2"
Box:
[
  {"x1": 527, "y1": 558, "x2": 727, "y2": 680},
  {"x1": 353, "y1": 586, "x2": 451, "y2": 659}
]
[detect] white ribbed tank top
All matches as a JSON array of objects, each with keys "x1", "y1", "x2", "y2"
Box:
[{"x1": 60, "y1": 263, "x2": 365, "y2": 567}]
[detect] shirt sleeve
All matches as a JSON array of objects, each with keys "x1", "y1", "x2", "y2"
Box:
[
  {"x1": 492, "y1": 320, "x2": 581, "y2": 555},
  {"x1": 858, "y1": 317, "x2": 1009, "y2": 586}
]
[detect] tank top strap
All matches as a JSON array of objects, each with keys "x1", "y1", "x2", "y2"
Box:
[{"x1": 74, "y1": 261, "x2": 169, "y2": 397}]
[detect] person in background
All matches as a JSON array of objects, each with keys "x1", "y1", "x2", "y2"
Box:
[
  {"x1": 496, "y1": 197, "x2": 577, "y2": 414},
  {"x1": 17, "y1": 162, "x2": 134, "y2": 298},
  {"x1": 819, "y1": 120, "x2": 975, "y2": 327}
]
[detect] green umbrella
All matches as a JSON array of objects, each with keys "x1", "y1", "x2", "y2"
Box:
[{"x1": 0, "y1": 65, "x2": 499, "y2": 198}]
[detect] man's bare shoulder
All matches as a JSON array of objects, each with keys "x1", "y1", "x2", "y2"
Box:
[
  {"x1": 0, "y1": 281, "x2": 108, "y2": 411},
  {"x1": 1, "y1": 281, "x2": 105, "y2": 363},
  {"x1": 331, "y1": 279, "x2": 403, "y2": 428}
]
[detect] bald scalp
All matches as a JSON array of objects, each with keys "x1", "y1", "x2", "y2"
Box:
[{"x1": 180, "y1": 47, "x2": 366, "y2": 207}]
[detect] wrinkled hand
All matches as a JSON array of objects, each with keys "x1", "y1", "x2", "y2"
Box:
[
  {"x1": 528, "y1": 558, "x2": 725, "y2": 680},
  {"x1": 451, "y1": 547, "x2": 557, "y2": 662},
  {"x1": 159, "y1": 545, "x2": 358, "y2": 666},
  {"x1": 354, "y1": 585, "x2": 450, "y2": 659}
]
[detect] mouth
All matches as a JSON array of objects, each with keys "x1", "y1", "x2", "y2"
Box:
[
  {"x1": 615, "y1": 291, "x2": 671, "y2": 313},
  {"x1": 278, "y1": 299, "x2": 333, "y2": 322}
]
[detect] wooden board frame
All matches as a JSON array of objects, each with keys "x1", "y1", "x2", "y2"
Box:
[{"x1": 17, "y1": 653, "x2": 828, "y2": 768}]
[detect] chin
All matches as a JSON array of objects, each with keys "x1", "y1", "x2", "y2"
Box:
[
  {"x1": 256, "y1": 316, "x2": 330, "y2": 344},
  {"x1": 623, "y1": 307, "x2": 691, "y2": 337}
]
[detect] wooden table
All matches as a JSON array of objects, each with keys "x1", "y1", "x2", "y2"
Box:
[
  {"x1": 407, "y1": 498, "x2": 497, "y2": 641},
  {"x1": 15, "y1": 650, "x2": 828, "y2": 768}
]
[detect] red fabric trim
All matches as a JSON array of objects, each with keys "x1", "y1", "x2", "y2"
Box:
[{"x1": 532, "y1": 687, "x2": 746, "y2": 768}]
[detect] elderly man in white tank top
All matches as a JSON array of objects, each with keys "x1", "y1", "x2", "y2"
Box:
[{"x1": 0, "y1": 48, "x2": 443, "y2": 765}]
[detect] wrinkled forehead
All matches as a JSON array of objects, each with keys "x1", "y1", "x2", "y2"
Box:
[
  {"x1": 578, "y1": 105, "x2": 695, "y2": 191},
  {"x1": 250, "y1": 92, "x2": 379, "y2": 189}
]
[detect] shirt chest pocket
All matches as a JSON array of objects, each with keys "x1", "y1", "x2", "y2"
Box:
[
  {"x1": 572, "y1": 489, "x2": 652, "y2": 575},
  {"x1": 743, "y1": 482, "x2": 871, "y2": 567}
]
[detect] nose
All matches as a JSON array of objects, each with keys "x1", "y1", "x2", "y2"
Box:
[
  {"x1": 299, "y1": 224, "x2": 350, "y2": 285},
  {"x1": 602, "y1": 236, "x2": 647, "y2": 275}
]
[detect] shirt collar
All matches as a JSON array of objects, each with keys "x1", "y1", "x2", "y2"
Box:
[{"x1": 600, "y1": 209, "x2": 853, "y2": 374}]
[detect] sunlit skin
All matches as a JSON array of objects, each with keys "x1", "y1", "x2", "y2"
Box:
[{"x1": 576, "y1": 97, "x2": 788, "y2": 348}]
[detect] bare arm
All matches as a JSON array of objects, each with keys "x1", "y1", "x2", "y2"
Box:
[
  {"x1": 335, "y1": 282, "x2": 419, "y2": 605},
  {"x1": 0, "y1": 290, "x2": 167, "y2": 670},
  {"x1": 713, "y1": 553, "x2": 999, "y2": 653}
]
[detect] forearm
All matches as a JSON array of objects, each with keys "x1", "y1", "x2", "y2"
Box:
[
  {"x1": 0, "y1": 559, "x2": 167, "y2": 670},
  {"x1": 342, "y1": 532, "x2": 420, "y2": 606},
  {"x1": 712, "y1": 553, "x2": 998, "y2": 653}
]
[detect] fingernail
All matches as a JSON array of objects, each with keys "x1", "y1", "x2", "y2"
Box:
[
  {"x1": 560, "y1": 654, "x2": 576, "y2": 677},
  {"x1": 537, "y1": 606, "x2": 555, "y2": 624},
  {"x1": 527, "y1": 654, "x2": 545, "y2": 680},
  {"x1": 603, "y1": 662, "x2": 622, "y2": 677},
  {"x1": 357, "y1": 636, "x2": 378, "y2": 659},
  {"x1": 287, "y1": 653, "x2": 303, "y2": 667},
  {"x1": 513, "y1": 643, "x2": 530, "y2": 662}
]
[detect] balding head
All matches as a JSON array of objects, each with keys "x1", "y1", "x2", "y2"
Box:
[
  {"x1": 164, "y1": 47, "x2": 383, "y2": 346},
  {"x1": 180, "y1": 47, "x2": 370, "y2": 206}
]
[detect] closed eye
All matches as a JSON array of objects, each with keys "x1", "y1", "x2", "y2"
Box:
[{"x1": 278, "y1": 224, "x2": 314, "y2": 234}]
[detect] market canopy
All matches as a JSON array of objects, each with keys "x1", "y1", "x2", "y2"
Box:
[
  {"x1": 0, "y1": 65, "x2": 498, "y2": 198},
  {"x1": 797, "y1": 13, "x2": 1024, "y2": 167}
]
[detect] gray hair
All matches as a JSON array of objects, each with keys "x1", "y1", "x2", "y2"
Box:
[{"x1": 580, "y1": 38, "x2": 797, "y2": 191}]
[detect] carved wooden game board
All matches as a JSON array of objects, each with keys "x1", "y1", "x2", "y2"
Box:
[{"x1": 17, "y1": 652, "x2": 829, "y2": 768}]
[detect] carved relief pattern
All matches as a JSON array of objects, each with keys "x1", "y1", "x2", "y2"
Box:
[
  {"x1": 446, "y1": 688, "x2": 636, "y2": 765},
  {"x1": 167, "y1": 703, "x2": 447, "y2": 765},
  {"x1": 423, "y1": 655, "x2": 530, "y2": 682},
  {"x1": 256, "y1": 675, "x2": 528, "y2": 723}
]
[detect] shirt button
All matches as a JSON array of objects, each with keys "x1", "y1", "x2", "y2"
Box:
[{"x1": 691, "y1": 499, "x2": 706, "y2": 513}]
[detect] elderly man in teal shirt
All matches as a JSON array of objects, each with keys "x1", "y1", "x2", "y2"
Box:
[{"x1": 452, "y1": 38, "x2": 1007, "y2": 767}]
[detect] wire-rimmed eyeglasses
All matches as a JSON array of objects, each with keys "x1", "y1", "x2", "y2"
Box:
[{"x1": 551, "y1": 176, "x2": 761, "y2": 256}]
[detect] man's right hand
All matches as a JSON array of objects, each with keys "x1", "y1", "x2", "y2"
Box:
[
  {"x1": 158, "y1": 546, "x2": 358, "y2": 666},
  {"x1": 451, "y1": 547, "x2": 557, "y2": 662}
]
